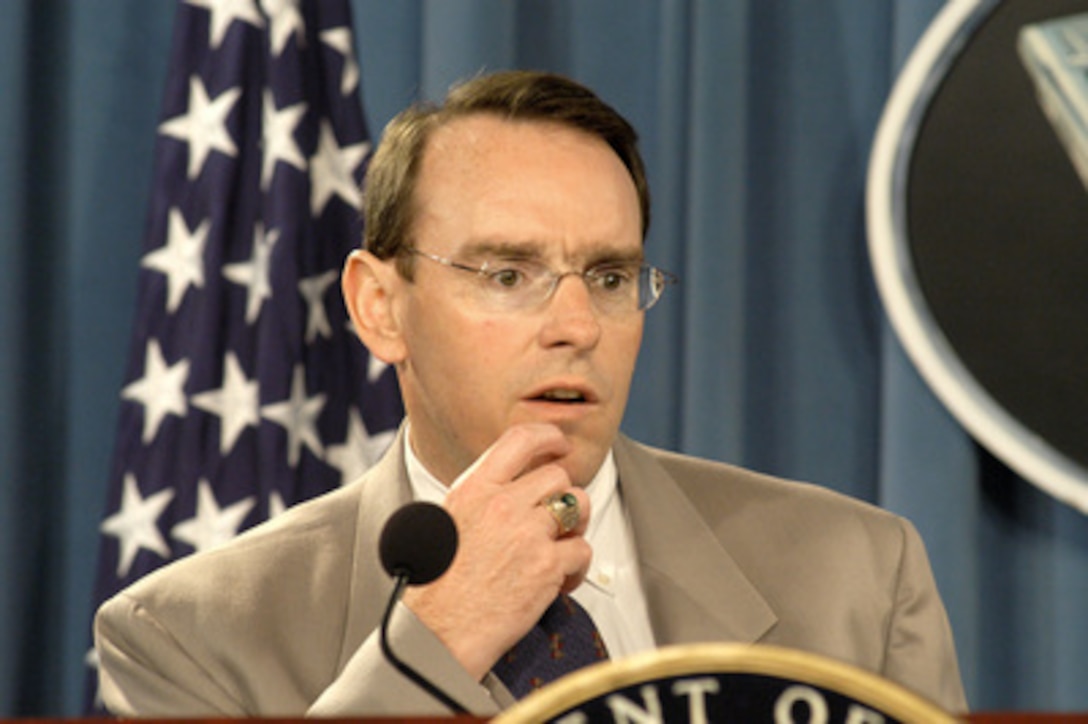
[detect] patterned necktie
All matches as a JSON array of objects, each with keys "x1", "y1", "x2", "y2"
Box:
[{"x1": 492, "y1": 593, "x2": 610, "y2": 698}]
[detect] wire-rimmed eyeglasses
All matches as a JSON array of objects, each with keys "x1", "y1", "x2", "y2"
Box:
[{"x1": 405, "y1": 248, "x2": 677, "y2": 314}]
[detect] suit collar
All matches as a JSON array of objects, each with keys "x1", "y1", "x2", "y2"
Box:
[
  {"x1": 613, "y1": 434, "x2": 777, "y2": 646},
  {"x1": 339, "y1": 424, "x2": 414, "y2": 670}
]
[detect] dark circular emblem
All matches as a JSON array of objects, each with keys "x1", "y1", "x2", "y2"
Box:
[{"x1": 868, "y1": 0, "x2": 1088, "y2": 512}]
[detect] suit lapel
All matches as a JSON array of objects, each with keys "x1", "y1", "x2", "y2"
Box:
[
  {"x1": 338, "y1": 424, "x2": 414, "y2": 671},
  {"x1": 614, "y1": 435, "x2": 777, "y2": 647}
]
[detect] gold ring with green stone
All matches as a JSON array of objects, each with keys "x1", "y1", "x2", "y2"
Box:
[{"x1": 543, "y1": 492, "x2": 580, "y2": 536}]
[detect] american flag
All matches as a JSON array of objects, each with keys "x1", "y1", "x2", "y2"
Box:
[{"x1": 84, "y1": 0, "x2": 402, "y2": 711}]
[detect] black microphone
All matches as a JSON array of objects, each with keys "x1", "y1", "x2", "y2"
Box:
[
  {"x1": 380, "y1": 501, "x2": 458, "y2": 585},
  {"x1": 378, "y1": 502, "x2": 467, "y2": 714}
]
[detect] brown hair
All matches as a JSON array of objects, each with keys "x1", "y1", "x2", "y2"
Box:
[{"x1": 361, "y1": 70, "x2": 651, "y2": 277}]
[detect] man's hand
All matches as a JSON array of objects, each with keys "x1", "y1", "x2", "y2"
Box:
[{"x1": 402, "y1": 423, "x2": 593, "y2": 681}]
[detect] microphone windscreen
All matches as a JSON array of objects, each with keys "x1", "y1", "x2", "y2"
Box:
[{"x1": 379, "y1": 502, "x2": 458, "y2": 585}]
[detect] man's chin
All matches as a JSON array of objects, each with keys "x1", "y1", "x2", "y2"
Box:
[{"x1": 562, "y1": 445, "x2": 612, "y2": 488}]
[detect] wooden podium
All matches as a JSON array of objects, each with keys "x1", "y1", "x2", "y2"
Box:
[{"x1": 493, "y1": 642, "x2": 960, "y2": 723}]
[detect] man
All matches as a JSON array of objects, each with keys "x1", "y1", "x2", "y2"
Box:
[{"x1": 95, "y1": 70, "x2": 967, "y2": 716}]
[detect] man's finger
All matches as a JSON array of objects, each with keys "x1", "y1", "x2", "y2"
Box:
[
  {"x1": 451, "y1": 423, "x2": 572, "y2": 490},
  {"x1": 555, "y1": 536, "x2": 593, "y2": 593}
]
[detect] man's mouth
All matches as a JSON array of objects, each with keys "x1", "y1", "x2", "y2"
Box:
[{"x1": 532, "y1": 388, "x2": 590, "y2": 404}]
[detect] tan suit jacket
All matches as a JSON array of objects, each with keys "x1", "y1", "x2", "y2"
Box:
[{"x1": 95, "y1": 431, "x2": 967, "y2": 716}]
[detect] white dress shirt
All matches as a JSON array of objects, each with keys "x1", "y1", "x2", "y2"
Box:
[{"x1": 403, "y1": 428, "x2": 656, "y2": 661}]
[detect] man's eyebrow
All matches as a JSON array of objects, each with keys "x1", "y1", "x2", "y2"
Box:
[
  {"x1": 587, "y1": 248, "x2": 644, "y2": 264},
  {"x1": 578, "y1": 246, "x2": 645, "y2": 270},
  {"x1": 458, "y1": 240, "x2": 546, "y2": 260},
  {"x1": 458, "y1": 239, "x2": 645, "y2": 266}
]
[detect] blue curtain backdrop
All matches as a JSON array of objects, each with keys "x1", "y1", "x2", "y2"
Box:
[{"x1": 2, "y1": 0, "x2": 1086, "y2": 715}]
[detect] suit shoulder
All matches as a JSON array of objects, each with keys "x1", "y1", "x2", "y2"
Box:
[
  {"x1": 620, "y1": 439, "x2": 926, "y2": 614},
  {"x1": 630, "y1": 439, "x2": 908, "y2": 537},
  {"x1": 95, "y1": 482, "x2": 380, "y2": 711}
]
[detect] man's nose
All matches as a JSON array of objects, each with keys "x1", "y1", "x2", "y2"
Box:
[{"x1": 538, "y1": 274, "x2": 602, "y2": 349}]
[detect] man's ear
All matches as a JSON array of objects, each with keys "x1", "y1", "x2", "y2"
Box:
[{"x1": 342, "y1": 250, "x2": 407, "y2": 364}]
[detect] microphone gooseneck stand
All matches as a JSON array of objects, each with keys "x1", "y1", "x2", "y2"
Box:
[
  {"x1": 379, "y1": 571, "x2": 470, "y2": 715},
  {"x1": 377, "y1": 501, "x2": 468, "y2": 714}
]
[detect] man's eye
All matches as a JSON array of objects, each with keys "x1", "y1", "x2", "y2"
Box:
[
  {"x1": 487, "y1": 268, "x2": 525, "y2": 288},
  {"x1": 592, "y1": 266, "x2": 635, "y2": 292}
]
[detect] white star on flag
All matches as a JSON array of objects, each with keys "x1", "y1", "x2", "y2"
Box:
[
  {"x1": 185, "y1": 0, "x2": 263, "y2": 49},
  {"x1": 299, "y1": 269, "x2": 338, "y2": 343},
  {"x1": 223, "y1": 224, "x2": 279, "y2": 324},
  {"x1": 141, "y1": 208, "x2": 209, "y2": 313},
  {"x1": 84, "y1": 648, "x2": 103, "y2": 708},
  {"x1": 159, "y1": 76, "x2": 242, "y2": 180},
  {"x1": 325, "y1": 407, "x2": 395, "y2": 485},
  {"x1": 190, "y1": 352, "x2": 260, "y2": 454},
  {"x1": 99, "y1": 474, "x2": 176, "y2": 577},
  {"x1": 171, "y1": 479, "x2": 257, "y2": 553},
  {"x1": 368, "y1": 353, "x2": 389, "y2": 384},
  {"x1": 310, "y1": 120, "x2": 369, "y2": 215},
  {"x1": 261, "y1": 91, "x2": 308, "y2": 189},
  {"x1": 264, "y1": 0, "x2": 307, "y2": 56},
  {"x1": 268, "y1": 491, "x2": 288, "y2": 519},
  {"x1": 261, "y1": 364, "x2": 327, "y2": 467},
  {"x1": 320, "y1": 27, "x2": 360, "y2": 96},
  {"x1": 122, "y1": 339, "x2": 191, "y2": 443}
]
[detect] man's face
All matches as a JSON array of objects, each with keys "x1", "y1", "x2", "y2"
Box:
[{"x1": 387, "y1": 114, "x2": 646, "y2": 487}]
